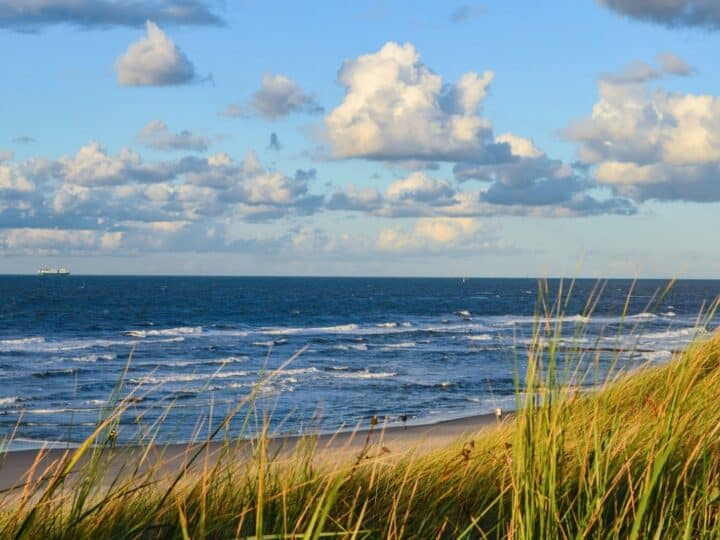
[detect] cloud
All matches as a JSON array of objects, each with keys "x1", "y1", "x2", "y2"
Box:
[
  {"x1": 137, "y1": 120, "x2": 209, "y2": 151},
  {"x1": 12, "y1": 135, "x2": 35, "y2": 144},
  {"x1": 657, "y1": 52, "x2": 694, "y2": 75},
  {"x1": 325, "y1": 42, "x2": 511, "y2": 163},
  {"x1": 453, "y1": 133, "x2": 636, "y2": 213},
  {"x1": 329, "y1": 163, "x2": 635, "y2": 218},
  {"x1": 0, "y1": 141, "x2": 330, "y2": 256},
  {"x1": 220, "y1": 104, "x2": 248, "y2": 119},
  {"x1": 598, "y1": 0, "x2": 720, "y2": 30},
  {"x1": 376, "y1": 217, "x2": 505, "y2": 254},
  {"x1": 599, "y1": 53, "x2": 694, "y2": 85},
  {"x1": 57, "y1": 141, "x2": 188, "y2": 186},
  {"x1": 249, "y1": 73, "x2": 323, "y2": 119},
  {"x1": 0, "y1": 0, "x2": 223, "y2": 31},
  {"x1": 268, "y1": 132, "x2": 282, "y2": 151},
  {"x1": 0, "y1": 162, "x2": 35, "y2": 195},
  {"x1": 327, "y1": 186, "x2": 384, "y2": 212},
  {"x1": 115, "y1": 21, "x2": 196, "y2": 87},
  {"x1": 564, "y1": 66, "x2": 720, "y2": 201},
  {"x1": 386, "y1": 172, "x2": 456, "y2": 205},
  {"x1": 0, "y1": 228, "x2": 122, "y2": 255},
  {"x1": 449, "y1": 3, "x2": 485, "y2": 23},
  {"x1": 0, "y1": 150, "x2": 13, "y2": 162}
]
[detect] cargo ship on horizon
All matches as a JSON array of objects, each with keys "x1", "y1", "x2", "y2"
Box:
[{"x1": 37, "y1": 267, "x2": 70, "y2": 276}]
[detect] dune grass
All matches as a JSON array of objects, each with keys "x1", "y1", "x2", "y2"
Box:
[{"x1": 2, "y1": 283, "x2": 720, "y2": 538}]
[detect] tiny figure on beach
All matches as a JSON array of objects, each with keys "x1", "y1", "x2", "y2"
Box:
[
  {"x1": 495, "y1": 407, "x2": 503, "y2": 420},
  {"x1": 400, "y1": 414, "x2": 408, "y2": 429},
  {"x1": 108, "y1": 428, "x2": 117, "y2": 448}
]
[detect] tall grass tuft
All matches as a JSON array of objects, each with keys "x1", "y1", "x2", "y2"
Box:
[{"x1": 1, "y1": 281, "x2": 720, "y2": 538}]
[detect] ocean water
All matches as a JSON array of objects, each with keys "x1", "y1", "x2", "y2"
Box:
[{"x1": 0, "y1": 276, "x2": 717, "y2": 448}]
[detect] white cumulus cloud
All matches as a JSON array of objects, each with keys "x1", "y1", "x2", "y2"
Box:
[
  {"x1": 376, "y1": 217, "x2": 500, "y2": 253},
  {"x1": 250, "y1": 73, "x2": 323, "y2": 119},
  {"x1": 325, "y1": 41, "x2": 508, "y2": 162},
  {"x1": 565, "y1": 66, "x2": 720, "y2": 201},
  {"x1": 137, "y1": 120, "x2": 209, "y2": 151},
  {"x1": 115, "y1": 21, "x2": 196, "y2": 86}
]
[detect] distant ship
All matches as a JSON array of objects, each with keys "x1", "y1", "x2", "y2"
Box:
[{"x1": 37, "y1": 267, "x2": 70, "y2": 276}]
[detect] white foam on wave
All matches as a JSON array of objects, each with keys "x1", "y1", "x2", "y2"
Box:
[
  {"x1": 260, "y1": 322, "x2": 423, "y2": 338},
  {"x1": 641, "y1": 350, "x2": 673, "y2": 363},
  {"x1": 0, "y1": 336, "x2": 136, "y2": 353},
  {"x1": 68, "y1": 353, "x2": 115, "y2": 363},
  {"x1": 0, "y1": 337, "x2": 46, "y2": 351},
  {"x1": 262, "y1": 323, "x2": 360, "y2": 336},
  {"x1": 24, "y1": 408, "x2": 74, "y2": 415},
  {"x1": 628, "y1": 312, "x2": 657, "y2": 320},
  {"x1": 210, "y1": 356, "x2": 249, "y2": 364},
  {"x1": 455, "y1": 310, "x2": 471, "y2": 317},
  {"x1": 334, "y1": 343, "x2": 368, "y2": 351},
  {"x1": 641, "y1": 327, "x2": 703, "y2": 341},
  {"x1": 125, "y1": 326, "x2": 203, "y2": 339},
  {"x1": 376, "y1": 322, "x2": 398, "y2": 328},
  {"x1": 487, "y1": 314, "x2": 594, "y2": 327},
  {"x1": 332, "y1": 370, "x2": 396, "y2": 379},
  {"x1": 84, "y1": 399, "x2": 106, "y2": 406},
  {"x1": 466, "y1": 334, "x2": 493, "y2": 342},
  {"x1": 0, "y1": 397, "x2": 19, "y2": 406},
  {"x1": 131, "y1": 370, "x2": 249, "y2": 385},
  {"x1": 425, "y1": 323, "x2": 489, "y2": 334},
  {"x1": 381, "y1": 342, "x2": 416, "y2": 349},
  {"x1": 277, "y1": 367, "x2": 319, "y2": 376}
]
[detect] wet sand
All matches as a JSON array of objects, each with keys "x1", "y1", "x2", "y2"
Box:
[{"x1": 0, "y1": 412, "x2": 504, "y2": 493}]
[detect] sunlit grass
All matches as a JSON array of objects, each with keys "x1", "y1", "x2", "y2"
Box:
[{"x1": 2, "y1": 281, "x2": 720, "y2": 538}]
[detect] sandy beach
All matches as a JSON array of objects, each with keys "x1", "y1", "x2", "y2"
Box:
[{"x1": 0, "y1": 412, "x2": 503, "y2": 493}]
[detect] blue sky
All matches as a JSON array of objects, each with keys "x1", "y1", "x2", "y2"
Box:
[{"x1": 1, "y1": 0, "x2": 719, "y2": 277}]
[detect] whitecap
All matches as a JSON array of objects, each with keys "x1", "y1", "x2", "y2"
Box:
[
  {"x1": 0, "y1": 337, "x2": 45, "y2": 351},
  {"x1": 467, "y1": 334, "x2": 493, "y2": 342},
  {"x1": 334, "y1": 343, "x2": 368, "y2": 351},
  {"x1": 277, "y1": 367, "x2": 319, "y2": 376},
  {"x1": 209, "y1": 356, "x2": 249, "y2": 364},
  {"x1": 382, "y1": 342, "x2": 416, "y2": 349},
  {"x1": 641, "y1": 327, "x2": 701, "y2": 341},
  {"x1": 0, "y1": 397, "x2": 20, "y2": 406},
  {"x1": 628, "y1": 312, "x2": 657, "y2": 320},
  {"x1": 68, "y1": 353, "x2": 115, "y2": 363},
  {"x1": 131, "y1": 370, "x2": 249, "y2": 385},
  {"x1": 641, "y1": 350, "x2": 673, "y2": 363},
  {"x1": 333, "y1": 370, "x2": 396, "y2": 379},
  {"x1": 125, "y1": 326, "x2": 203, "y2": 339},
  {"x1": 262, "y1": 323, "x2": 359, "y2": 336},
  {"x1": 0, "y1": 336, "x2": 134, "y2": 353}
]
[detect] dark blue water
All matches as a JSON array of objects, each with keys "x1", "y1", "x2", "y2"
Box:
[{"x1": 0, "y1": 277, "x2": 717, "y2": 448}]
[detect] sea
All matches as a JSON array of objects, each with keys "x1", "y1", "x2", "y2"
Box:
[{"x1": 0, "y1": 276, "x2": 718, "y2": 449}]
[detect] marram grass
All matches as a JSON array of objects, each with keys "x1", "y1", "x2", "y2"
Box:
[{"x1": 2, "y1": 289, "x2": 720, "y2": 538}]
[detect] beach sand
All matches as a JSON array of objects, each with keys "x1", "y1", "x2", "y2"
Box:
[{"x1": 0, "y1": 412, "x2": 503, "y2": 493}]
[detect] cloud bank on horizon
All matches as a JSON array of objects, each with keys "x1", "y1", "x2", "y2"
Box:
[{"x1": 0, "y1": 0, "x2": 719, "y2": 275}]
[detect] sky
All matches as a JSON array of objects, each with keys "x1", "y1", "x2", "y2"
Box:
[{"x1": 1, "y1": 0, "x2": 720, "y2": 278}]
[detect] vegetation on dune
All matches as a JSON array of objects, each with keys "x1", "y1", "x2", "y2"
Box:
[{"x1": 2, "y1": 283, "x2": 720, "y2": 538}]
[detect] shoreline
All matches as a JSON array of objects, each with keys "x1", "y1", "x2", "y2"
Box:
[{"x1": 0, "y1": 411, "x2": 504, "y2": 492}]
